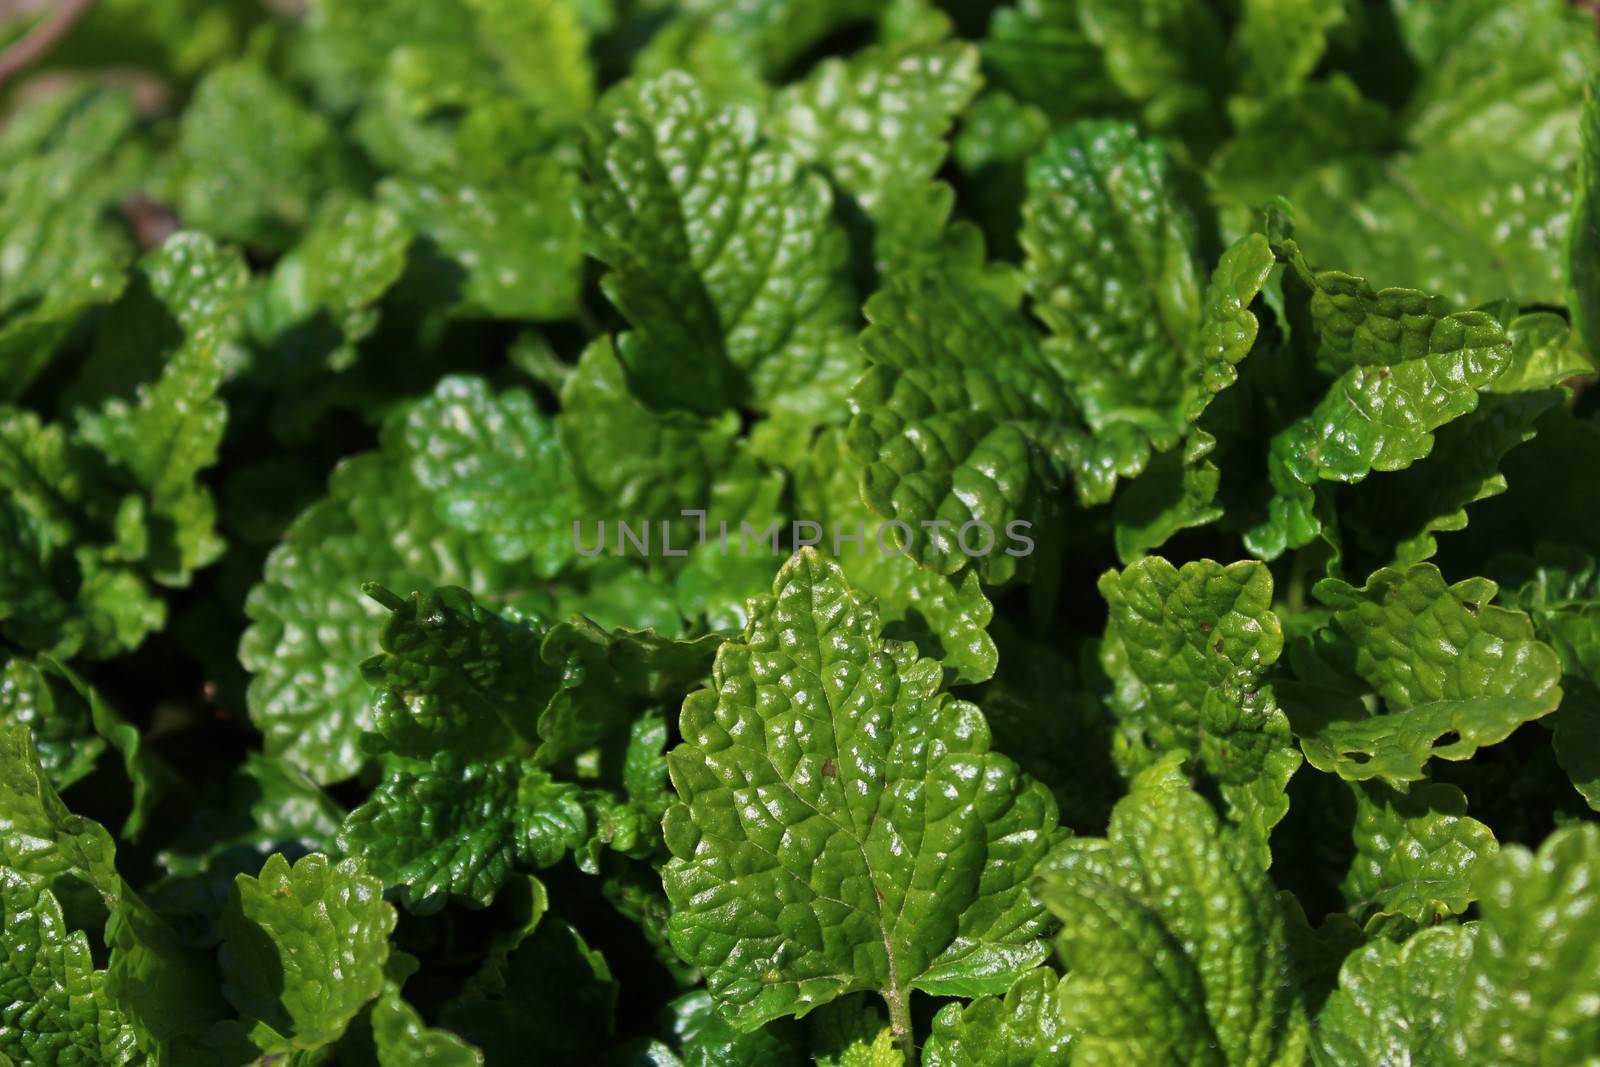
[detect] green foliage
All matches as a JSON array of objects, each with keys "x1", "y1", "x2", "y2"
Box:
[{"x1": 3, "y1": 1, "x2": 1599, "y2": 1062}]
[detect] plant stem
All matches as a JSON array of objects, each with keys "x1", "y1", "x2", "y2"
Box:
[
  {"x1": 0, "y1": 0, "x2": 97, "y2": 88},
  {"x1": 884, "y1": 985, "x2": 915, "y2": 1066}
]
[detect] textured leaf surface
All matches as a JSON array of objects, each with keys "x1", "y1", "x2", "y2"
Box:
[
  {"x1": 922, "y1": 966, "x2": 1072, "y2": 1067},
  {"x1": 588, "y1": 72, "x2": 858, "y2": 417},
  {"x1": 0, "y1": 869, "x2": 140, "y2": 1067},
  {"x1": 1442, "y1": 823, "x2": 1600, "y2": 1064},
  {"x1": 1341, "y1": 781, "x2": 1496, "y2": 925},
  {"x1": 1282, "y1": 565, "x2": 1563, "y2": 784},
  {"x1": 662, "y1": 551, "x2": 1058, "y2": 1031},
  {"x1": 1314, "y1": 924, "x2": 1474, "y2": 1066},
  {"x1": 1099, "y1": 557, "x2": 1299, "y2": 850},
  {"x1": 846, "y1": 269, "x2": 1077, "y2": 579},
  {"x1": 220, "y1": 853, "x2": 395, "y2": 1053},
  {"x1": 240, "y1": 450, "x2": 518, "y2": 782},
  {"x1": 1022, "y1": 121, "x2": 1200, "y2": 452},
  {"x1": 795, "y1": 428, "x2": 996, "y2": 685},
  {"x1": 1034, "y1": 778, "x2": 1307, "y2": 1066},
  {"x1": 403, "y1": 376, "x2": 580, "y2": 574}
]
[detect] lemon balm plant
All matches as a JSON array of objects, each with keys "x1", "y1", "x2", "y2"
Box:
[{"x1": 1, "y1": 0, "x2": 1600, "y2": 1063}]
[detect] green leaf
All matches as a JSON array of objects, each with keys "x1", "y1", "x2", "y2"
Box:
[
  {"x1": 248, "y1": 197, "x2": 412, "y2": 375},
  {"x1": 74, "y1": 232, "x2": 251, "y2": 584},
  {"x1": 1230, "y1": 0, "x2": 1346, "y2": 101},
  {"x1": 379, "y1": 164, "x2": 584, "y2": 321},
  {"x1": 846, "y1": 268, "x2": 1078, "y2": 579},
  {"x1": 176, "y1": 63, "x2": 343, "y2": 249},
  {"x1": 659, "y1": 990, "x2": 806, "y2": 1067},
  {"x1": 1442, "y1": 823, "x2": 1600, "y2": 1063},
  {"x1": 1077, "y1": 0, "x2": 1226, "y2": 148},
  {"x1": 0, "y1": 869, "x2": 141, "y2": 1066},
  {"x1": 1112, "y1": 232, "x2": 1277, "y2": 561},
  {"x1": 806, "y1": 997, "x2": 899, "y2": 1067},
  {"x1": 0, "y1": 658, "x2": 106, "y2": 792},
  {"x1": 587, "y1": 72, "x2": 859, "y2": 418},
  {"x1": 1281, "y1": 564, "x2": 1564, "y2": 784},
  {"x1": 535, "y1": 617, "x2": 721, "y2": 765},
  {"x1": 558, "y1": 338, "x2": 784, "y2": 539},
  {"x1": 982, "y1": 0, "x2": 1128, "y2": 123},
  {"x1": 1246, "y1": 240, "x2": 1514, "y2": 559},
  {"x1": 662, "y1": 550, "x2": 1059, "y2": 1034},
  {"x1": 922, "y1": 967, "x2": 1072, "y2": 1067},
  {"x1": 770, "y1": 42, "x2": 982, "y2": 276},
  {"x1": 1022, "y1": 121, "x2": 1202, "y2": 457},
  {"x1": 1033, "y1": 778, "x2": 1308, "y2": 1065},
  {"x1": 0, "y1": 88, "x2": 137, "y2": 398},
  {"x1": 241, "y1": 449, "x2": 524, "y2": 783},
  {"x1": 402, "y1": 376, "x2": 580, "y2": 575},
  {"x1": 360, "y1": 585, "x2": 553, "y2": 762},
  {"x1": 342, "y1": 755, "x2": 517, "y2": 913},
  {"x1": 370, "y1": 955, "x2": 484, "y2": 1067},
  {"x1": 794, "y1": 428, "x2": 997, "y2": 685},
  {"x1": 1572, "y1": 74, "x2": 1600, "y2": 366},
  {"x1": 1313, "y1": 923, "x2": 1474, "y2": 1065},
  {"x1": 1098, "y1": 557, "x2": 1300, "y2": 852},
  {"x1": 220, "y1": 853, "x2": 396, "y2": 1054},
  {"x1": 1341, "y1": 781, "x2": 1496, "y2": 925}
]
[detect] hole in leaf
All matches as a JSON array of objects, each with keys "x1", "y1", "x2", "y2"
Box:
[
  {"x1": 1344, "y1": 751, "x2": 1372, "y2": 764},
  {"x1": 1434, "y1": 730, "x2": 1462, "y2": 748}
]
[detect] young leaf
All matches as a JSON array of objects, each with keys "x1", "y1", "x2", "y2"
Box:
[
  {"x1": 1442, "y1": 823, "x2": 1600, "y2": 1061},
  {"x1": 1098, "y1": 557, "x2": 1300, "y2": 852},
  {"x1": 1341, "y1": 781, "x2": 1497, "y2": 925},
  {"x1": 1314, "y1": 924, "x2": 1475, "y2": 1064},
  {"x1": 219, "y1": 853, "x2": 396, "y2": 1054},
  {"x1": 1033, "y1": 776, "x2": 1308, "y2": 1065},
  {"x1": 922, "y1": 966, "x2": 1072, "y2": 1066},
  {"x1": 1281, "y1": 564, "x2": 1563, "y2": 784},
  {"x1": 662, "y1": 550, "x2": 1059, "y2": 1044},
  {"x1": 587, "y1": 72, "x2": 858, "y2": 418}
]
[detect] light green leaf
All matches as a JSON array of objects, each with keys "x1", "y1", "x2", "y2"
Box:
[
  {"x1": 1282, "y1": 564, "x2": 1563, "y2": 784},
  {"x1": 0, "y1": 869, "x2": 141, "y2": 1067},
  {"x1": 220, "y1": 853, "x2": 396, "y2": 1054},
  {"x1": 794, "y1": 428, "x2": 996, "y2": 685},
  {"x1": 248, "y1": 197, "x2": 411, "y2": 375},
  {"x1": 1098, "y1": 557, "x2": 1300, "y2": 851},
  {"x1": 1231, "y1": 0, "x2": 1346, "y2": 101},
  {"x1": 1342, "y1": 781, "x2": 1496, "y2": 925},
  {"x1": 982, "y1": 0, "x2": 1127, "y2": 123},
  {"x1": 1022, "y1": 122, "x2": 1202, "y2": 455},
  {"x1": 846, "y1": 268, "x2": 1080, "y2": 580},
  {"x1": 1077, "y1": 0, "x2": 1226, "y2": 146},
  {"x1": 176, "y1": 63, "x2": 342, "y2": 249},
  {"x1": 241, "y1": 450, "x2": 524, "y2": 783},
  {"x1": 75, "y1": 233, "x2": 250, "y2": 583},
  {"x1": 1246, "y1": 240, "x2": 1514, "y2": 559},
  {"x1": 0, "y1": 88, "x2": 137, "y2": 398},
  {"x1": 559, "y1": 338, "x2": 783, "y2": 539},
  {"x1": 1442, "y1": 823, "x2": 1600, "y2": 1064},
  {"x1": 1573, "y1": 74, "x2": 1600, "y2": 366},
  {"x1": 379, "y1": 164, "x2": 583, "y2": 321},
  {"x1": 370, "y1": 957, "x2": 484, "y2": 1067},
  {"x1": 1034, "y1": 780, "x2": 1308, "y2": 1066},
  {"x1": 663, "y1": 550, "x2": 1059, "y2": 1035},
  {"x1": 922, "y1": 966, "x2": 1072, "y2": 1067},
  {"x1": 1313, "y1": 924, "x2": 1475, "y2": 1065},
  {"x1": 403, "y1": 376, "x2": 580, "y2": 575},
  {"x1": 587, "y1": 72, "x2": 858, "y2": 418},
  {"x1": 770, "y1": 42, "x2": 982, "y2": 276}
]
